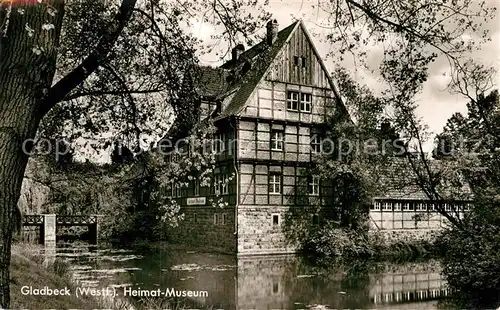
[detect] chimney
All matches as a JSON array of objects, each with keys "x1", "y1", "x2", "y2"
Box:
[
  {"x1": 266, "y1": 19, "x2": 279, "y2": 45},
  {"x1": 231, "y1": 43, "x2": 245, "y2": 61}
]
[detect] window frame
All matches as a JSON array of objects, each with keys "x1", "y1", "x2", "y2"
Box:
[
  {"x1": 172, "y1": 183, "x2": 181, "y2": 198},
  {"x1": 270, "y1": 130, "x2": 284, "y2": 151},
  {"x1": 214, "y1": 175, "x2": 221, "y2": 195},
  {"x1": 300, "y1": 93, "x2": 312, "y2": 112},
  {"x1": 221, "y1": 173, "x2": 229, "y2": 195},
  {"x1": 212, "y1": 132, "x2": 225, "y2": 154},
  {"x1": 308, "y1": 175, "x2": 319, "y2": 196},
  {"x1": 269, "y1": 173, "x2": 281, "y2": 195},
  {"x1": 194, "y1": 178, "x2": 200, "y2": 196},
  {"x1": 286, "y1": 91, "x2": 299, "y2": 111},
  {"x1": 272, "y1": 213, "x2": 280, "y2": 226},
  {"x1": 394, "y1": 202, "x2": 402, "y2": 211},
  {"x1": 213, "y1": 213, "x2": 227, "y2": 225},
  {"x1": 310, "y1": 134, "x2": 321, "y2": 153},
  {"x1": 382, "y1": 202, "x2": 392, "y2": 211}
]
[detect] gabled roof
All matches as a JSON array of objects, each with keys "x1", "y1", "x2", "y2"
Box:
[
  {"x1": 197, "y1": 66, "x2": 230, "y2": 98},
  {"x1": 215, "y1": 20, "x2": 299, "y2": 118},
  {"x1": 196, "y1": 20, "x2": 347, "y2": 121},
  {"x1": 164, "y1": 20, "x2": 348, "y2": 139},
  {"x1": 372, "y1": 157, "x2": 473, "y2": 201}
]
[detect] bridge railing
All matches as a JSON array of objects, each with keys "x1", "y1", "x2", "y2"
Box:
[{"x1": 22, "y1": 215, "x2": 100, "y2": 226}]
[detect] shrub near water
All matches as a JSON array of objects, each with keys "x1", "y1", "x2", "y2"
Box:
[
  {"x1": 436, "y1": 202, "x2": 500, "y2": 308},
  {"x1": 299, "y1": 222, "x2": 436, "y2": 262},
  {"x1": 301, "y1": 223, "x2": 374, "y2": 259}
]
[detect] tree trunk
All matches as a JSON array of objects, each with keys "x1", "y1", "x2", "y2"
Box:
[
  {"x1": 0, "y1": 125, "x2": 35, "y2": 308},
  {"x1": 0, "y1": 2, "x2": 64, "y2": 307},
  {"x1": 0, "y1": 0, "x2": 135, "y2": 306}
]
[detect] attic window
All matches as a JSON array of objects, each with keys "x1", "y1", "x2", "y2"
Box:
[
  {"x1": 301, "y1": 56, "x2": 307, "y2": 68},
  {"x1": 293, "y1": 56, "x2": 299, "y2": 66},
  {"x1": 286, "y1": 91, "x2": 299, "y2": 110}
]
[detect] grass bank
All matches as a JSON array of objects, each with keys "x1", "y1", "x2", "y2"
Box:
[
  {"x1": 9, "y1": 244, "x2": 102, "y2": 309},
  {"x1": 9, "y1": 243, "x2": 211, "y2": 310}
]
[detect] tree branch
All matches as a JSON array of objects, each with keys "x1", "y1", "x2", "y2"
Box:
[
  {"x1": 38, "y1": 0, "x2": 138, "y2": 118},
  {"x1": 64, "y1": 87, "x2": 166, "y2": 101}
]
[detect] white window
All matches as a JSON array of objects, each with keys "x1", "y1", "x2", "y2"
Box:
[
  {"x1": 310, "y1": 135, "x2": 321, "y2": 153},
  {"x1": 214, "y1": 175, "x2": 221, "y2": 195},
  {"x1": 308, "y1": 176, "x2": 319, "y2": 196},
  {"x1": 271, "y1": 130, "x2": 284, "y2": 151},
  {"x1": 300, "y1": 93, "x2": 312, "y2": 112},
  {"x1": 287, "y1": 91, "x2": 299, "y2": 110},
  {"x1": 269, "y1": 173, "x2": 281, "y2": 194},
  {"x1": 416, "y1": 203, "x2": 426, "y2": 211},
  {"x1": 382, "y1": 202, "x2": 392, "y2": 211},
  {"x1": 394, "y1": 202, "x2": 401, "y2": 211},
  {"x1": 403, "y1": 202, "x2": 410, "y2": 211},
  {"x1": 373, "y1": 201, "x2": 381, "y2": 210},
  {"x1": 214, "y1": 174, "x2": 228, "y2": 195},
  {"x1": 221, "y1": 173, "x2": 229, "y2": 194}
]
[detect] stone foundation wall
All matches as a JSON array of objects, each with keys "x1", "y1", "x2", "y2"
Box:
[
  {"x1": 166, "y1": 206, "x2": 237, "y2": 253},
  {"x1": 370, "y1": 228, "x2": 441, "y2": 245},
  {"x1": 237, "y1": 205, "x2": 298, "y2": 255}
]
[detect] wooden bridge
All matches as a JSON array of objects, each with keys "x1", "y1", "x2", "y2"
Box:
[{"x1": 23, "y1": 214, "x2": 100, "y2": 246}]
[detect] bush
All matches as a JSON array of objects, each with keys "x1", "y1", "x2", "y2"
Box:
[
  {"x1": 301, "y1": 223, "x2": 375, "y2": 259},
  {"x1": 437, "y1": 217, "x2": 500, "y2": 308}
]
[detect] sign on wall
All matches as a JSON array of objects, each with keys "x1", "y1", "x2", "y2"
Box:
[{"x1": 186, "y1": 197, "x2": 206, "y2": 205}]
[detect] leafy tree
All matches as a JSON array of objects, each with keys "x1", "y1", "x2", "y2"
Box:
[
  {"x1": 434, "y1": 90, "x2": 500, "y2": 307},
  {"x1": 0, "y1": 0, "x2": 269, "y2": 306},
  {"x1": 283, "y1": 66, "x2": 394, "y2": 257},
  {"x1": 0, "y1": 0, "x2": 496, "y2": 306}
]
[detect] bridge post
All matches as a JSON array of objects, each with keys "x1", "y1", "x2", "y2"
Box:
[
  {"x1": 88, "y1": 217, "x2": 99, "y2": 245},
  {"x1": 43, "y1": 214, "x2": 57, "y2": 247},
  {"x1": 38, "y1": 223, "x2": 44, "y2": 245}
]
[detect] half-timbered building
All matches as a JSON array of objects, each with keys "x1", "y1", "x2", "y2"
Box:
[{"x1": 163, "y1": 19, "x2": 349, "y2": 255}]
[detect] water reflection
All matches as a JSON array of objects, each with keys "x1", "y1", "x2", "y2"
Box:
[{"x1": 56, "y1": 245, "x2": 448, "y2": 309}]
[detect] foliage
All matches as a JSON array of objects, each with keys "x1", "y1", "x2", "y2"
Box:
[
  {"x1": 301, "y1": 223, "x2": 374, "y2": 259},
  {"x1": 436, "y1": 199, "x2": 500, "y2": 307},
  {"x1": 283, "y1": 66, "x2": 400, "y2": 258},
  {"x1": 433, "y1": 90, "x2": 500, "y2": 307}
]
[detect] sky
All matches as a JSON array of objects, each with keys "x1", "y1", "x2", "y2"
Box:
[
  {"x1": 190, "y1": 0, "x2": 500, "y2": 150},
  {"x1": 75, "y1": 0, "x2": 499, "y2": 162}
]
